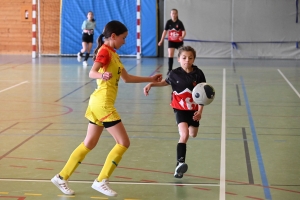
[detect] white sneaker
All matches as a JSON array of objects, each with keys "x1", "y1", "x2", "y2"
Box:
[
  {"x1": 51, "y1": 174, "x2": 75, "y2": 195},
  {"x1": 91, "y1": 179, "x2": 117, "y2": 197},
  {"x1": 77, "y1": 52, "x2": 82, "y2": 62},
  {"x1": 83, "y1": 61, "x2": 88, "y2": 67},
  {"x1": 174, "y1": 162, "x2": 188, "y2": 178}
]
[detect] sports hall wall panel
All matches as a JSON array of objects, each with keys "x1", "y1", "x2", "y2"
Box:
[
  {"x1": 165, "y1": 0, "x2": 300, "y2": 59},
  {"x1": 0, "y1": 0, "x2": 33, "y2": 54},
  {"x1": 0, "y1": 0, "x2": 60, "y2": 55},
  {"x1": 61, "y1": 0, "x2": 157, "y2": 56},
  {"x1": 0, "y1": 0, "x2": 157, "y2": 56}
]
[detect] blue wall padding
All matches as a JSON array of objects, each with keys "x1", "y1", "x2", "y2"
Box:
[{"x1": 61, "y1": 0, "x2": 156, "y2": 56}]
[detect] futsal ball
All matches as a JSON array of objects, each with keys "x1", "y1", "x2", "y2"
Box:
[{"x1": 192, "y1": 83, "x2": 215, "y2": 105}]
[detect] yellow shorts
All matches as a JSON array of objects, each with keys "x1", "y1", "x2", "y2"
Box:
[{"x1": 85, "y1": 104, "x2": 121, "y2": 126}]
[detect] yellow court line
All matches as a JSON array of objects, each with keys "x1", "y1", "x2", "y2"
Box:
[
  {"x1": 24, "y1": 193, "x2": 42, "y2": 196},
  {"x1": 125, "y1": 199, "x2": 141, "y2": 200},
  {"x1": 57, "y1": 195, "x2": 75, "y2": 198},
  {"x1": 0, "y1": 192, "x2": 9, "y2": 194},
  {"x1": 90, "y1": 197, "x2": 108, "y2": 199}
]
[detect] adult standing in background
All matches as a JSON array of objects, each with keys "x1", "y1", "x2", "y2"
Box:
[
  {"x1": 77, "y1": 11, "x2": 96, "y2": 67},
  {"x1": 158, "y1": 8, "x2": 186, "y2": 74}
]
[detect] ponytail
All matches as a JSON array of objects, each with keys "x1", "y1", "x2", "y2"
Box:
[{"x1": 93, "y1": 34, "x2": 105, "y2": 61}]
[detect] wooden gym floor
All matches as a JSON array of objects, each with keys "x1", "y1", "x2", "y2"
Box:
[{"x1": 0, "y1": 55, "x2": 299, "y2": 200}]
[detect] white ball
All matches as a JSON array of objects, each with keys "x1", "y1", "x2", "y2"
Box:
[{"x1": 192, "y1": 83, "x2": 215, "y2": 105}]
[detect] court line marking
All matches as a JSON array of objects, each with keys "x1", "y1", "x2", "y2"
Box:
[
  {"x1": 0, "y1": 179, "x2": 219, "y2": 187},
  {"x1": 0, "y1": 81, "x2": 28, "y2": 94},
  {"x1": 240, "y1": 76, "x2": 272, "y2": 200},
  {"x1": 24, "y1": 193, "x2": 42, "y2": 196},
  {"x1": 0, "y1": 124, "x2": 52, "y2": 161},
  {"x1": 277, "y1": 69, "x2": 300, "y2": 98},
  {"x1": 219, "y1": 68, "x2": 226, "y2": 200},
  {"x1": 54, "y1": 79, "x2": 94, "y2": 102},
  {"x1": 242, "y1": 127, "x2": 254, "y2": 184}
]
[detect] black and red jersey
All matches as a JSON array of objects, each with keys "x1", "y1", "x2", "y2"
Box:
[
  {"x1": 164, "y1": 19, "x2": 185, "y2": 42},
  {"x1": 165, "y1": 65, "x2": 206, "y2": 111}
]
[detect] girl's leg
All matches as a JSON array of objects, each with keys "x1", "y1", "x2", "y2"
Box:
[
  {"x1": 51, "y1": 123, "x2": 103, "y2": 195},
  {"x1": 174, "y1": 122, "x2": 189, "y2": 178},
  {"x1": 189, "y1": 126, "x2": 199, "y2": 138},
  {"x1": 59, "y1": 123, "x2": 104, "y2": 179},
  {"x1": 84, "y1": 42, "x2": 93, "y2": 62},
  {"x1": 168, "y1": 47, "x2": 175, "y2": 73},
  {"x1": 80, "y1": 42, "x2": 87, "y2": 55},
  {"x1": 177, "y1": 122, "x2": 189, "y2": 163},
  {"x1": 97, "y1": 121, "x2": 129, "y2": 181},
  {"x1": 92, "y1": 121, "x2": 129, "y2": 196},
  {"x1": 77, "y1": 42, "x2": 87, "y2": 62}
]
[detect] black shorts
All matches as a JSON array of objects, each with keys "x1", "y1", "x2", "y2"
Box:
[
  {"x1": 89, "y1": 120, "x2": 121, "y2": 128},
  {"x1": 173, "y1": 108, "x2": 199, "y2": 127},
  {"x1": 168, "y1": 41, "x2": 184, "y2": 49},
  {"x1": 82, "y1": 33, "x2": 94, "y2": 43}
]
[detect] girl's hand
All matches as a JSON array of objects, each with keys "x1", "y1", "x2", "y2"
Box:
[
  {"x1": 193, "y1": 110, "x2": 202, "y2": 121},
  {"x1": 143, "y1": 84, "x2": 152, "y2": 96},
  {"x1": 102, "y1": 72, "x2": 112, "y2": 81},
  {"x1": 151, "y1": 74, "x2": 162, "y2": 82}
]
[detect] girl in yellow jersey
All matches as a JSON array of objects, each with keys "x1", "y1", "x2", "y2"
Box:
[{"x1": 51, "y1": 20, "x2": 162, "y2": 197}]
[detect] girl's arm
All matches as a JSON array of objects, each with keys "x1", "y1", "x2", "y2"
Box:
[
  {"x1": 193, "y1": 104, "x2": 204, "y2": 121},
  {"x1": 143, "y1": 80, "x2": 169, "y2": 96},
  {"x1": 89, "y1": 62, "x2": 112, "y2": 80},
  {"x1": 181, "y1": 30, "x2": 186, "y2": 41},
  {"x1": 158, "y1": 30, "x2": 167, "y2": 46},
  {"x1": 120, "y1": 68, "x2": 162, "y2": 83}
]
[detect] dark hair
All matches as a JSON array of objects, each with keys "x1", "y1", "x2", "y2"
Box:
[
  {"x1": 171, "y1": 8, "x2": 179, "y2": 19},
  {"x1": 178, "y1": 46, "x2": 196, "y2": 58},
  {"x1": 87, "y1": 11, "x2": 95, "y2": 22},
  {"x1": 171, "y1": 8, "x2": 178, "y2": 13},
  {"x1": 93, "y1": 20, "x2": 128, "y2": 60}
]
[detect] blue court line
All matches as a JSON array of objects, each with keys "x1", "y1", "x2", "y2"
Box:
[
  {"x1": 125, "y1": 64, "x2": 138, "y2": 72},
  {"x1": 240, "y1": 76, "x2": 272, "y2": 200}
]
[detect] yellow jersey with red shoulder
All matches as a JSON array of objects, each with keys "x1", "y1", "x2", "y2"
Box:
[{"x1": 85, "y1": 44, "x2": 124, "y2": 126}]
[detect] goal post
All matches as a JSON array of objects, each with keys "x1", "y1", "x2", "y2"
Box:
[{"x1": 36, "y1": 0, "x2": 157, "y2": 57}]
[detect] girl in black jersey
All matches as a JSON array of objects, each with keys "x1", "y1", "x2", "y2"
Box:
[
  {"x1": 143, "y1": 46, "x2": 206, "y2": 178},
  {"x1": 158, "y1": 9, "x2": 186, "y2": 74}
]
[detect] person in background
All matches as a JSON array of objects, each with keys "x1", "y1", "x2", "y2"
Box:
[
  {"x1": 77, "y1": 11, "x2": 96, "y2": 67},
  {"x1": 158, "y1": 8, "x2": 186, "y2": 74}
]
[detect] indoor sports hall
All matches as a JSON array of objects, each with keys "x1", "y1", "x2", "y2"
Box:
[{"x1": 0, "y1": 1, "x2": 299, "y2": 200}]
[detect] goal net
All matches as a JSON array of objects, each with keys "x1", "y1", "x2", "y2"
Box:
[{"x1": 38, "y1": 0, "x2": 157, "y2": 57}]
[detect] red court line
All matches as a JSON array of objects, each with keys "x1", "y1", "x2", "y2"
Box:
[
  {"x1": 0, "y1": 123, "x2": 19, "y2": 135},
  {"x1": 3, "y1": 156, "x2": 300, "y2": 195},
  {"x1": 10, "y1": 165, "x2": 27, "y2": 168},
  {"x1": 0, "y1": 61, "x2": 32, "y2": 71},
  {"x1": 194, "y1": 187, "x2": 211, "y2": 191},
  {"x1": 149, "y1": 64, "x2": 163, "y2": 76},
  {"x1": 114, "y1": 176, "x2": 132, "y2": 180},
  {"x1": 0, "y1": 124, "x2": 52, "y2": 161},
  {"x1": 0, "y1": 197, "x2": 26, "y2": 200},
  {"x1": 35, "y1": 168, "x2": 53, "y2": 171},
  {"x1": 0, "y1": 101, "x2": 73, "y2": 122},
  {"x1": 245, "y1": 196, "x2": 264, "y2": 200}
]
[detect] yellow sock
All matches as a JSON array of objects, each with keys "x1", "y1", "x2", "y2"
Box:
[
  {"x1": 59, "y1": 142, "x2": 90, "y2": 180},
  {"x1": 97, "y1": 144, "x2": 127, "y2": 181}
]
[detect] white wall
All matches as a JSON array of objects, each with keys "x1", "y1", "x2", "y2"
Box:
[{"x1": 164, "y1": 0, "x2": 300, "y2": 59}]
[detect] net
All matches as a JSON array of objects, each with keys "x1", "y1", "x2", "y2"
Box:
[
  {"x1": 38, "y1": 0, "x2": 157, "y2": 57},
  {"x1": 39, "y1": 0, "x2": 60, "y2": 55},
  {"x1": 39, "y1": 0, "x2": 137, "y2": 56}
]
